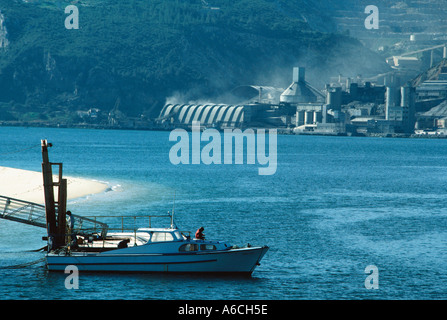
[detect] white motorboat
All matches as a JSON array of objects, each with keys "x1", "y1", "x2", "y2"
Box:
[
  {"x1": 37, "y1": 139, "x2": 268, "y2": 275},
  {"x1": 46, "y1": 227, "x2": 269, "y2": 274}
]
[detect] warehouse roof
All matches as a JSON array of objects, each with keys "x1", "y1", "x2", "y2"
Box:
[{"x1": 158, "y1": 104, "x2": 246, "y2": 126}]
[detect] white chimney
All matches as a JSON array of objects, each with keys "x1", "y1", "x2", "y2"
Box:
[
  {"x1": 292, "y1": 67, "x2": 305, "y2": 83},
  {"x1": 293, "y1": 67, "x2": 299, "y2": 83}
]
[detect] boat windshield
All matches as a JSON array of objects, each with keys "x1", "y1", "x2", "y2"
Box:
[
  {"x1": 173, "y1": 230, "x2": 183, "y2": 240},
  {"x1": 150, "y1": 230, "x2": 183, "y2": 242},
  {"x1": 151, "y1": 232, "x2": 174, "y2": 242}
]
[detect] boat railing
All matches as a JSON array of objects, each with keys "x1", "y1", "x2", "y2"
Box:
[
  {"x1": 70, "y1": 214, "x2": 109, "y2": 238},
  {"x1": 75, "y1": 214, "x2": 179, "y2": 237},
  {"x1": 68, "y1": 214, "x2": 192, "y2": 250}
]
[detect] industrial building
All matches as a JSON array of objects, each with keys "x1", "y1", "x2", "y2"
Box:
[
  {"x1": 294, "y1": 77, "x2": 391, "y2": 135},
  {"x1": 413, "y1": 64, "x2": 447, "y2": 133},
  {"x1": 279, "y1": 67, "x2": 324, "y2": 104},
  {"x1": 416, "y1": 80, "x2": 447, "y2": 100},
  {"x1": 282, "y1": 67, "x2": 331, "y2": 133},
  {"x1": 156, "y1": 67, "x2": 311, "y2": 130},
  {"x1": 156, "y1": 65, "x2": 422, "y2": 136},
  {"x1": 415, "y1": 100, "x2": 447, "y2": 131},
  {"x1": 383, "y1": 84, "x2": 416, "y2": 133},
  {"x1": 158, "y1": 104, "x2": 246, "y2": 128},
  {"x1": 157, "y1": 102, "x2": 296, "y2": 130}
]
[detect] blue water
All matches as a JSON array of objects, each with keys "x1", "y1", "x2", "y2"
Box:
[{"x1": 0, "y1": 126, "x2": 446, "y2": 300}]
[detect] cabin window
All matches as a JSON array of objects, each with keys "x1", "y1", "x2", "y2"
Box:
[
  {"x1": 151, "y1": 232, "x2": 174, "y2": 242},
  {"x1": 200, "y1": 244, "x2": 217, "y2": 251},
  {"x1": 179, "y1": 243, "x2": 198, "y2": 252}
]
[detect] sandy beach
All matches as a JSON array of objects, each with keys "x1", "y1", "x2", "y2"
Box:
[{"x1": 0, "y1": 166, "x2": 109, "y2": 204}]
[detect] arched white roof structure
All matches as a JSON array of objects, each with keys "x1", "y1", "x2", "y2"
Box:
[{"x1": 158, "y1": 104, "x2": 248, "y2": 127}]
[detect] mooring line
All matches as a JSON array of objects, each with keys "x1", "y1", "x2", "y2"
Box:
[{"x1": 0, "y1": 257, "x2": 46, "y2": 269}]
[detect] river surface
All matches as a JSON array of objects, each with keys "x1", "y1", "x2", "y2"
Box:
[{"x1": 0, "y1": 126, "x2": 446, "y2": 300}]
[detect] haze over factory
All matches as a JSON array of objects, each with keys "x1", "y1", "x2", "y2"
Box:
[{"x1": 157, "y1": 37, "x2": 447, "y2": 137}]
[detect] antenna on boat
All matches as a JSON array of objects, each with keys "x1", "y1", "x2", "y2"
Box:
[{"x1": 171, "y1": 190, "x2": 176, "y2": 229}]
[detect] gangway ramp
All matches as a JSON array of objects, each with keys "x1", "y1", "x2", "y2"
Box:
[
  {"x1": 0, "y1": 195, "x2": 46, "y2": 228},
  {"x1": 0, "y1": 195, "x2": 109, "y2": 237}
]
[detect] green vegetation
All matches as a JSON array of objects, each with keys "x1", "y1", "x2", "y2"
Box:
[{"x1": 0, "y1": 0, "x2": 388, "y2": 127}]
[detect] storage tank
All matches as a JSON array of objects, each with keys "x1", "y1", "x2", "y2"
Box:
[
  {"x1": 385, "y1": 86, "x2": 398, "y2": 120},
  {"x1": 401, "y1": 86, "x2": 410, "y2": 107}
]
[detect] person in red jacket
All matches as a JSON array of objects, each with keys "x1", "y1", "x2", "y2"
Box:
[{"x1": 195, "y1": 227, "x2": 205, "y2": 240}]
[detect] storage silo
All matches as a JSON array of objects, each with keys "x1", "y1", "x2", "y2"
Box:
[{"x1": 280, "y1": 67, "x2": 324, "y2": 104}]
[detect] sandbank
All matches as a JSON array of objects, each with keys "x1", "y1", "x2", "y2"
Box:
[{"x1": 0, "y1": 166, "x2": 109, "y2": 204}]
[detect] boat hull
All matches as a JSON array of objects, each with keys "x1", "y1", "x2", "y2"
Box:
[{"x1": 46, "y1": 246, "x2": 269, "y2": 274}]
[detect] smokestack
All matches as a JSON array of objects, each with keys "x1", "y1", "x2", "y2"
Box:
[
  {"x1": 293, "y1": 67, "x2": 298, "y2": 82},
  {"x1": 293, "y1": 67, "x2": 305, "y2": 83}
]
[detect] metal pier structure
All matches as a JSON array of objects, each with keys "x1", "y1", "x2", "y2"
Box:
[
  {"x1": 0, "y1": 140, "x2": 166, "y2": 253},
  {"x1": 0, "y1": 195, "x2": 108, "y2": 238},
  {"x1": 0, "y1": 140, "x2": 109, "y2": 250},
  {"x1": 0, "y1": 195, "x2": 47, "y2": 228}
]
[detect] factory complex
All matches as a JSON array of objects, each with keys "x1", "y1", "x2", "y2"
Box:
[{"x1": 157, "y1": 41, "x2": 447, "y2": 138}]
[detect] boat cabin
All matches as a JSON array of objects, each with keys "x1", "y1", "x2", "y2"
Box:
[
  {"x1": 135, "y1": 228, "x2": 230, "y2": 251},
  {"x1": 71, "y1": 227, "x2": 230, "y2": 253}
]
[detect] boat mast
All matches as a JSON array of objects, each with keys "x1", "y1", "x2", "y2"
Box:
[{"x1": 41, "y1": 140, "x2": 68, "y2": 251}]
